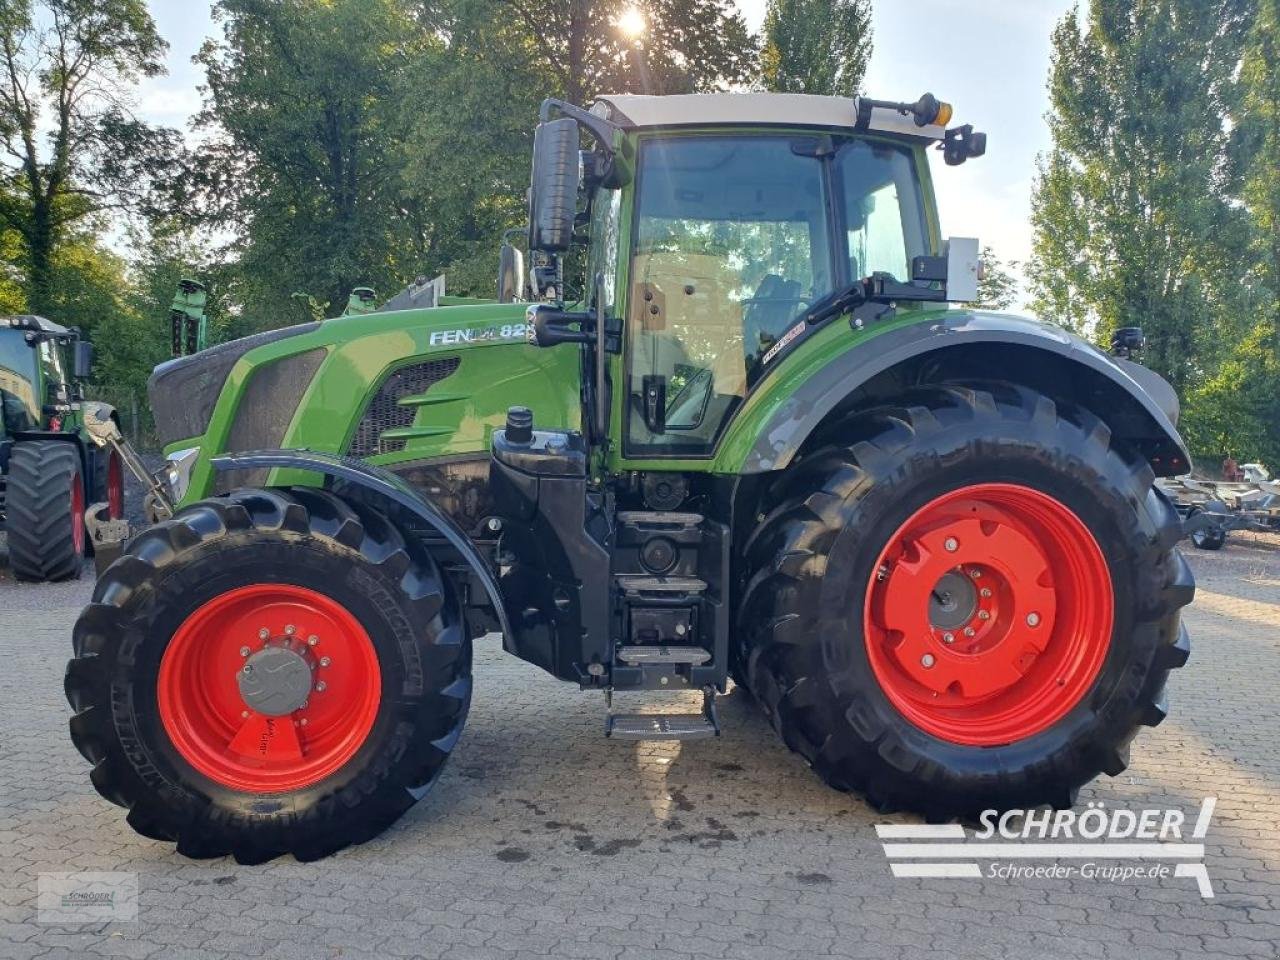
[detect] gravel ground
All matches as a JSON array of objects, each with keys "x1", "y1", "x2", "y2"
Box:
[{"x1": 0, "y1": 528, "x2": 1278, "y2": 960}]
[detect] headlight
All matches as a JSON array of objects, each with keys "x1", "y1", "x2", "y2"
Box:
[{"x1": 160, "y1": 447, "x2": 200, "y2": 503}]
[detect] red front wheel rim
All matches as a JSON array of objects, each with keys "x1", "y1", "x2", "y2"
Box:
[
  {"x1": 863, "y1": 483, "x2": 1113, "y2": 746},
  {"x1": 157, "y1": 584, "x2": 382, "y2": 793},
  {"x1": 106, "y1": 451, "x2": 124, "y2": 520},
  {"x1": 70, "y1": 476, "x2": 85, "y2": 556}
]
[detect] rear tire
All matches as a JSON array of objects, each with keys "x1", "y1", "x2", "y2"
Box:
[
  {"x1": 65, "y1": 487, "x2": 471, "y2": 862},
  {"x1": 737, "y1": 383, "x2": 1192, "y2": 817},
  {"x1": 7, "y1": 441, "x2": 85, "y2": 582}
]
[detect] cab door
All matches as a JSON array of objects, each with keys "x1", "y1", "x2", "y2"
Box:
[{"x1": 622, "y1": 134, "x2": 834, "y2": 458}]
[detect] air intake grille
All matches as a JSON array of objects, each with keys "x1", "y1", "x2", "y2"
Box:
[{"x1": 347, "y1": 357, "x2": 460, "y2": 458}]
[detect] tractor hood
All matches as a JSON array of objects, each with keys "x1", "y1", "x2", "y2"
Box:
[{"x1": 148, "y1": 301, "x2": 582, "y2": 506}]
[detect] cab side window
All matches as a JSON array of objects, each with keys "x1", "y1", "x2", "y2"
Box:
[{"x1": 626, "y1": 136, "x2": 830, "y2": 456}]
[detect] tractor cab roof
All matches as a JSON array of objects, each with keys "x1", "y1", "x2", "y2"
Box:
[
  {"x1": 592, "y1": 93, "x2": 948, "y2": 142},
  {"x1": 5, "y1": 314, "x2": 71, "y2": 337}
]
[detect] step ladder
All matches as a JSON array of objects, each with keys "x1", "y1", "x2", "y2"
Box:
[{"x1": 604, "y1": 686, "x2": 721, "y2": 741}]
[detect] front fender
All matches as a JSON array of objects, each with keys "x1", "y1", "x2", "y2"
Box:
[
  {"x1": 210, "y1": 448, "x2": 510, "y2": 642},
  {"x1": 733, "y1": 310, "x2": 1190, "y2": 477}
]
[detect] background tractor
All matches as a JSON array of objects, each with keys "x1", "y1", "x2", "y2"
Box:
[
  {"x1": 0, "y1": 316, "x2": 124, "y2": 581},
  {"x1": 67, "y1": 92, "x2": 1193, "y2": 864}
]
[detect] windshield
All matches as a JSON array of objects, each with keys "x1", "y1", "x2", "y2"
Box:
[
  {"x1": 625, "y1": 133, "x2": 927, "y2": 457},
  {"x1": 0, "y1": 331, "x2": 39, "y2": 435}
]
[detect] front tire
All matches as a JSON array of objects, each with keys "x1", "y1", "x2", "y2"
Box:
[
  {"x1": 66, "y1": 487, "x2": 471, "y2": 862},
  {"x1": 7, "y1": 441, "x2": 86, "y2": 582},
  {"x1": 737, "y1": 383, "x2": 1192, "y2": 817}
]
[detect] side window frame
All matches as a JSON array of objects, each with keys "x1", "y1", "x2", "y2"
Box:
[{"x1": 622, "y1": 132, "x2": 834, "y2": 460}]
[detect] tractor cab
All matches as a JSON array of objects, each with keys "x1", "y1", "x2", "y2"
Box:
[
  {"x1": 520, "y1": 94, "x2": 982, "y2": 463},
  {"x1": 491, "y1": 93, "x2": 987, "y2": 735}
]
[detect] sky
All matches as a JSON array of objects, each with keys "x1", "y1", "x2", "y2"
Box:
[{"x1": 135, "y1": 0, "x2": 1076, "y2": 304}]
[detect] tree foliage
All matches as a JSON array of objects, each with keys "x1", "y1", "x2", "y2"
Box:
[
  {"x1": 761, "y1": 0, "x2": 871, "y2": 96},
  {"x1": 193, "y1": 0, "x2": 428, "y2": 324},
  {"x1": 976, "y1": 246, "x2": 1019, "y2": 311},
  {"x1": 0, "y1": 0, "x2": 179, "y2": 317},
  {"x1": 490, "y1": 0, "x2": 757, "y2": 103},
  {"x1": 1028, "y1": 1, "x2": 1252, "y2": 394}
]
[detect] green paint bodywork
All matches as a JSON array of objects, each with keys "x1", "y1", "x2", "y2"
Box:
[{"x1": 164, "y1": 123, "x2": 962, "y2": 506}]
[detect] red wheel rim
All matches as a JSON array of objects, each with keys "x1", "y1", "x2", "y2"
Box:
[
  {"x1": 106, "y1": 451, "x2": 124, "y2": 520},
  {"x1": 70, "y1": 474, "x2": 85, "y2": 556},
  {"x1": 863, "y1": 483, "x2": 1112, "y2": 746},
  {"x1": 157, "y1": 584, "x2": 381, "y2": 793}
]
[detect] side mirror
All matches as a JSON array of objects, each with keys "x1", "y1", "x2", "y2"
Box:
[
  {"x1": 497, "y1": 243, "x2": 526, "y2": 303},
  {"x1": 525, "y1": 303, "x2": 593, "y2": 347},
  {"x1": 73, "y1": 340, "x2": 94, "y2": 380},
  {"x1": 528, "y1": 117, "x2": 581, "y2": 253}
]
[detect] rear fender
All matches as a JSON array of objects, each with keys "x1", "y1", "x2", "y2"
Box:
[
  {"x1": 738, "y1": 312, "x2": 1191, "y2": 477},
  {"x1": 210, "y1": 448, "x2": 510, "y2": 642}
]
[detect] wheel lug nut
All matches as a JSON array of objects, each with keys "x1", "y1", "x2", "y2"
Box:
[
  {"x1": 241, "y1": 710, "x2": 249, "y2": 719},
  {"x1": 300, "y1": 718, "x2": 308, "y2": 726},
  {"x1": 943, "y1": 537, "x2": 958, "y2": 552},
  {"x1": 964, "y1": 627, "x2": 975, "y2": 637},
  {"x1": 980, "y1": 588, "x2": 991, "y2": 598},
  {"x1": 242, "y1": 665, "x2": 252, "y2": 674},
  {"x1": 978, "y1": 610, "x2": 990, "y2": 621},
  {"x1": 921, "y1": 654, "x2": 936, "y2": 668},
  {"x1": 942, "y1": 632, "x2": 954, "y2": 644},
  {"x1": 315, "y1": 681, "x2": 327, "y2": 693},
  {"x1": 258, "y1": 628, "x2": 270, "y2": 640},
  {"x1": 1026, "y1": 612, "x2": 1041, "y2": 627},
  {"x1": 319, "y1": 656, "x2": 331, "y2": 667},
  {"x1": 307, "y1": 635, "x2": 319, "y2": 646},
  {"x1": 970, "y1": 568, "x2": 981, "y2": 578},
  {"x1": 240, "y1": 646, "x2": 251, "y2": 657},
  {"x1": 285, "y1": 624, "x2": 296, "y2": 636}
]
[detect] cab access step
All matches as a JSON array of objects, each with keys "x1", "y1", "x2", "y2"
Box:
[{"x1": 605, "y1": 686, "x2": 722, "y2": 741}]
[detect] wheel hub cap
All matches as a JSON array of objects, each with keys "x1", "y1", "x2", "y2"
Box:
[
  {"x1": 863, "y1": 483, "x2": 1113, "y2": 746},
  {"x1": 237, "y1": 643, "x2": 315, "y2": 716}
]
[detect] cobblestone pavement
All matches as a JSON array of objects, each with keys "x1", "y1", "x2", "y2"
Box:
[{"x1": 2, "y1": 531, "x2": 1279, "y2": 960}]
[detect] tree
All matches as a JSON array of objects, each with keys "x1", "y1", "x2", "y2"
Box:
[
  {"x1": 761, "y1": 0, "x2": 871, "y2": 97},
  {"x1": 1234, "y1": 0, "x2": 1280, "y2": 350},
  {"x1": 194, "y1": 0, "x2": 430, "y2": 322},
  {"x1": 491, "y1": 0, "x2": 758, "y2": 103},
  {"x1": 1179, "y1": 321, "x2": 1280, "y2": 469},
  {"x1": 1027, "y1": 1, "x2": 1253, "y2": 393},
  {"x1": 975, "y1": 245, "x2": 1019, "y2": 311},
  {"x1": 0, "y1": 0, "x2": 177, "y2": 318}
]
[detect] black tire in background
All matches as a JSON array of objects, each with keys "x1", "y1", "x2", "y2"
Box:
[
  {"x1": 1187, "y1": 507, "x2": 1227, "y2": 550},
  {"x1": 6, "y1": 441, "x2": 85, "y2": 582},
  {"x1": 737, "y1": 382, "x2": 1193, "y2": 818},
  {"x1": 65, "y1": 487, "x2": 472, "y2": 863}
]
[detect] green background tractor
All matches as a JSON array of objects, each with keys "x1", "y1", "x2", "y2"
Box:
[
  {"x1": 1, "y1": 316, "x2": 124, "y2": 581},
  {"x1": 67, "y1": 92, "x2": 1193, "y2": 863}
]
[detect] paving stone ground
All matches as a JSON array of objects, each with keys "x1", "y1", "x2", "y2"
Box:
[{"x1": 2, "y1": 530, "x2": 1279, "y2": 959}]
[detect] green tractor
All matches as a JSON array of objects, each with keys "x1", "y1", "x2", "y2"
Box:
[
  {"x1": 1, "y1": 316, "x2": 125, "y2": 581},
  {"x1": 67, "y1": 93, "x2": 1193, "y2": 863}
]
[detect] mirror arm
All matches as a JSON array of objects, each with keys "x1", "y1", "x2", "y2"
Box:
[{"x1": 538, "y1": 98, "x2": 618, "y2": 152}]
